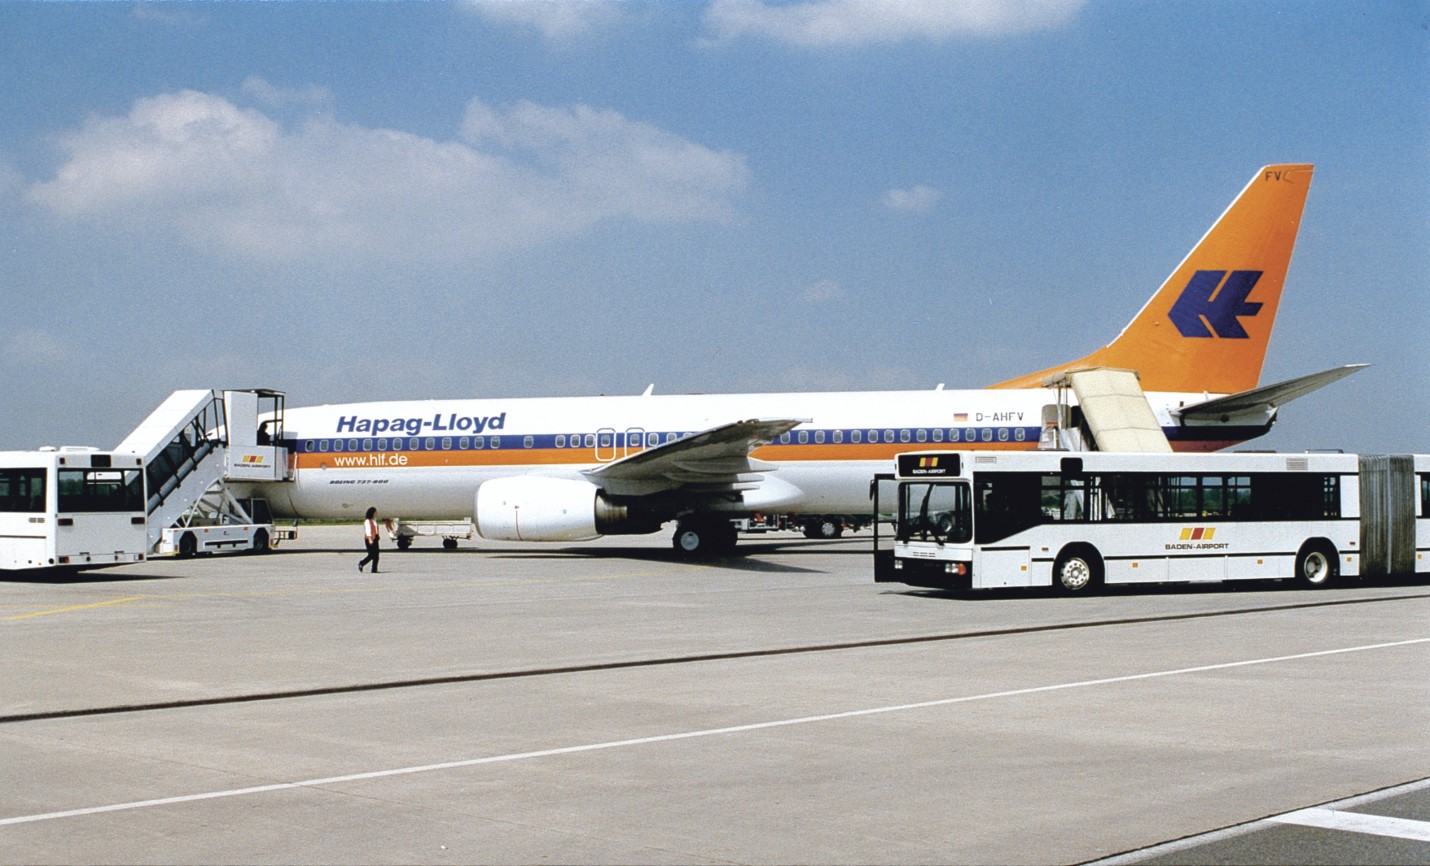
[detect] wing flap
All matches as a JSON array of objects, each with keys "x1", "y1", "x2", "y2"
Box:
[{"x1": 585, "y1": 417, "x2": 806, "y2": 497}]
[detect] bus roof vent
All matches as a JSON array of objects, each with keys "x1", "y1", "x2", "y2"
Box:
[{"x1": 975, "y1": 455, "x2": 999, "y2": 464}]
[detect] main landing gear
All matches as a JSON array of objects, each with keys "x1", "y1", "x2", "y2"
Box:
[{"x1": 672, "y1": 518, "x2": 738, "y2": 557}]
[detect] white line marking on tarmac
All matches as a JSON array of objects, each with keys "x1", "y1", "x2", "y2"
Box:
[
  {"x1": 1268, "y1": 807, "x2": 1430, "y2": 842},
  {"x1": 3, "y1": 636, "x2": 1427, "y2": 827},
  {"x1": 1086, "y1": 778, "x2": 1430, "y2": 863}
]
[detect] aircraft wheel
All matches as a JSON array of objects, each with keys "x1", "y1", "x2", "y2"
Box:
[{"x1": 673, "y1": 519, "x2": 737, "y2": 557}]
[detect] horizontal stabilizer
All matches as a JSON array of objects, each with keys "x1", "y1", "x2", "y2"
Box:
[{"x1": 1175, "y1": 364, "x2": 1368, "y2": 420}]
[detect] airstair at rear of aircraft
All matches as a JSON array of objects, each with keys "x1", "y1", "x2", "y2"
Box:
[
  {"x1": 114, "y1": 389, "x2": 293, "y2": 555},
  {"x1": 1038, "y1": 368, "x2": 1172, "y2": 453}
]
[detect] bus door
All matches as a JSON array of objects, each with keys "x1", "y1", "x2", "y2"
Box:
[{"x1": 870, "y1": 473, "x2": 897, "y2": 582}]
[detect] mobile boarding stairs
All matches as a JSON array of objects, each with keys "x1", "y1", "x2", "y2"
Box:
[
  {"x1": 115, "y1": 389, "x2": 295, "y2": 557},
  {"x1": 1037, "y1": 367, "x2": 1173, "y2": 454}
]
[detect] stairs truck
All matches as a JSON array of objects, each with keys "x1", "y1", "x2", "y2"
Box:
[{"x1": 0, "y1": 389, "x2": 296, "y2": 572}]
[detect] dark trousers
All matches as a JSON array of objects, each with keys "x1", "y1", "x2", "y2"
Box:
[{"x1": 359, "y1": 538, "x2": 380, "y2": 572}]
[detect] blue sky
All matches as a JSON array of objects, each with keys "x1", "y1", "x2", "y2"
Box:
[{"x1": 1, "y1": 0, "x2": 1425, "y2": 454}]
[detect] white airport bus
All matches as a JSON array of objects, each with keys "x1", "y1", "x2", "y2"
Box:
[
  {"x1": 0, "y1": 449, "x2": 148, "y2": 571},
  {"x1": 873, "y1": 450, "x2": 1429, "y2": 593}
]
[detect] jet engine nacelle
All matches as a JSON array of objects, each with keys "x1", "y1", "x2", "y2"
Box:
[
  {"x1": 474, "y1": 476, "x2": 660, "y2": 542},
  {"x1": 475, "y1": 476, "x2": 603, "y2": 542}
]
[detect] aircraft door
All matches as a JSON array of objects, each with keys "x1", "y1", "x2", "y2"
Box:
[{"x1": 595, "y1": 428, "x2": 618, "y2": 463}]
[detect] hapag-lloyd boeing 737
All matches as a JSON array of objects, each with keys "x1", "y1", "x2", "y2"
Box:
[{"x1": 245, "y1": 165, "x2": 1364, "y2": 554}]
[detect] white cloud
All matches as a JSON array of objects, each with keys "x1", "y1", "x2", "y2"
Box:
[
  {"x1": 463, "y1": 0, "x2": 622, "y2": 42},
  {"x1": 882, "y1": 184, "x2": 940, "y2": 214},
  {"x1": 461, "y1": 98, "x2": 749, "y2": 224},
  {"x1": 703, "y1": 0, "x2": 1085, "y2": 46},
  {"x1": 3, "y1": 330, "x2": 77, "y2": 366},
  {"x1": 241, "y1": 76, "x2": 332, "y2": 110},
  {"x1": 25, "y1": 89, "x2": 748, "y2": 261},
  {"x1": 803, "y1": 279, "x2": 843, "y2": 302},
  {"x1": 0, "y1": 160, "x2": 21, "y2": 199}
]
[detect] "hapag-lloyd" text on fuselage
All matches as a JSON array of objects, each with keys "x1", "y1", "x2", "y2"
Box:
[{"x1": 334, "y1": 412, "x2": 507, "y2": 437}]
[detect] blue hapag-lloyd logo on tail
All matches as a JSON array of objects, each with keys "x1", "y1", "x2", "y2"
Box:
[{"x1": 1168, "y1": 270, "x2": 1264, "y2": 338}]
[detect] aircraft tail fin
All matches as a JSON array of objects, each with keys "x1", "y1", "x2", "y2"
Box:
[{"x1": 992, "y1": 164, "x2": 1314, "y2": 394}]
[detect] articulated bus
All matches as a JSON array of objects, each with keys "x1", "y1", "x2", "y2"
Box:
[
  {"x1": 873, "y1": 450, "x2": 1429, "y2": 593},
  {"x1": 0, "y1": 449, "x2": 148, "y2": 571}
]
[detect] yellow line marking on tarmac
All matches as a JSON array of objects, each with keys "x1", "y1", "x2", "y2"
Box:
[{"x1": 5, "y1": 596, "x2": 146, "y2": 621}]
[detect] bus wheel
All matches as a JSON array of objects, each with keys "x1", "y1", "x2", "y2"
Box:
[
  {"x1": 1296, "y1": 541, "x2": 1338, "y2": 588},
  {"x1": 1054, "y1": 546, "x2": 1101, "y2": 594}
]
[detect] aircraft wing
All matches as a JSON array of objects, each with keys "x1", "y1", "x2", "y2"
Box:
[
  {"x1": 584, "y1": 417, "x2": 807, "y2": 498},
  {"x1": 1174, "y1": 364, "x2": 1368, "y2": 421}
]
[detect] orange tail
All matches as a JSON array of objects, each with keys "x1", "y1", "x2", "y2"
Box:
[{"x1": 993, "y1": 164, "x2": 1314, "y2": 394}]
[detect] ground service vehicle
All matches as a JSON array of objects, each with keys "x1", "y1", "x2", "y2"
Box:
[
  {"x1": 873, "y1": 450, "x2": 1428, "y2": 592},
  {"x1": 0, "y1": 449, "x2": 148, "y2": 570},
  {"x1": 0, "y1": 389, "x2": 293, "y2": 573}
]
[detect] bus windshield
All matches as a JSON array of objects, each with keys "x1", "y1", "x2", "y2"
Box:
[{"x1": 897, "y1": 481, "x2": 972, "y2": 544}]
